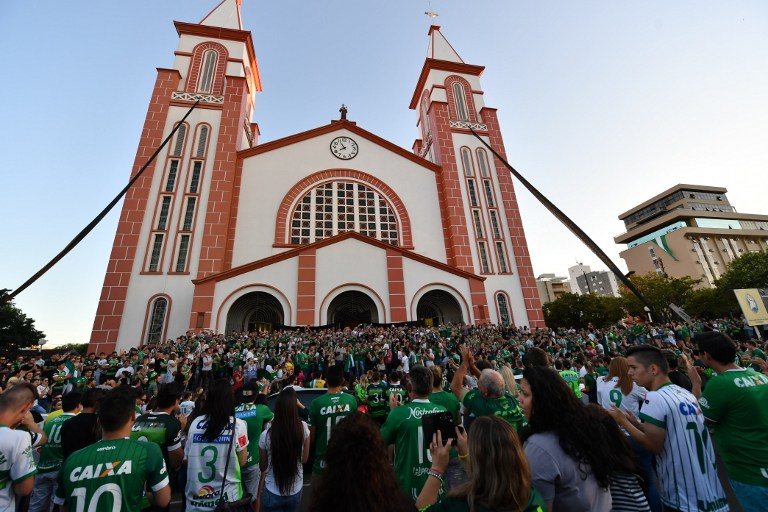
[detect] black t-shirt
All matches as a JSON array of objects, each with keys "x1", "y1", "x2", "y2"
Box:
[
  {"x1": 668, "y1": 370, "x2": 692, "y2": 392},
  {"x1": 61, "y1": 412, "x2": 100, "y2": 460}
]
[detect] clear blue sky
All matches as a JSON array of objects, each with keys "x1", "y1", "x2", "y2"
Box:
[{"x1": 1, "y1": 1, "x2": 766, "y2": 345}]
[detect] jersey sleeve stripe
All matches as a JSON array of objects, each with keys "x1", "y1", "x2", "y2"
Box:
[
  {"x1": 12, "y1": 469, "x2": 37, "y2": 483},
  {"x1": 150, "y1": 475, "x2": 170, "y2": 492},
  {"x1": 638, "y1": 412, "x2": 665, "y2": 428}
]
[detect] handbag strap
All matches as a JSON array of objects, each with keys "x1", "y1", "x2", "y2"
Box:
[{"x1": 217, "y1": 419, "x2": 236, "y2": 504}]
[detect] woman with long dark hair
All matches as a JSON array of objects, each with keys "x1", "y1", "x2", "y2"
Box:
[
  {"x1": 258, "y1": 386, "x2": 310, "y2": 512},
  {"x1": 519, "y1": 366, "x2": 647, "y2": 511},
  {"x1": 184, "y1": 379, "x2": 249, "y2": 512},
  {"x1": 310, "y1": 412, "x2": 415, "y2": 512},
  {"x1": 416, "y1": 415, "x2": 546, "y2": 512}
]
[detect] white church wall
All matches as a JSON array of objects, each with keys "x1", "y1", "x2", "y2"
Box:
[
  {"x1": 233, "y1": 129, "x2": 446, "y2": 267},
  {"x1": 482, "y1": 275, "x2": 529, "y2": 328},
  {"x1": 315, "y1": 239, "x2": 390, "y2": 324},
  {"x1": 400, "y1": 258, "x2": 473, "y2": 323}
]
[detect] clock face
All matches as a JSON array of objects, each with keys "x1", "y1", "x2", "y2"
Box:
[{"x1": 330, "y1": 136, "x2": 359, "y2": 160}]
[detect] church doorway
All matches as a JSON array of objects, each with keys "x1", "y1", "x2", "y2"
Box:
[
  {"x1": 416, "y1": 290, "x2": 463, "y2": 325},
  {"x1": 226, "y1": 292, "x2": 285, "y2": 333},
  {"x1": 327, "y1": 291, "x2": 379, "y2": 328}
]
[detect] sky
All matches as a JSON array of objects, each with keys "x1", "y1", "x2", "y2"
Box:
[{"x1": 1, "y1": 1, "x2": 767, "y2": 345}]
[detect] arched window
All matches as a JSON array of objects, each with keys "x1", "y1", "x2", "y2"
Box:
[
  {"x1": 290, "y1": 181, "x2": 399, "y2": 245},
  {"x1": 421, "y1": 97, "x2": 431, "y2": 138},
  {"x1": 146, "y1": 297, "x2": 168, "y2": 343},
  {"x1": 172, "y1": 124, "x2": 187, "y2": 156},
  {"x1": 195, "y1": 126, "x2": 209, "y2": 158},
  {"x1": 496, "y1": 293, "x2": 511, "y2": 325},
  {"x1": 198, "y1": 50, "x2": 218, "y2": 93},
  {"x1": 477, "y1": 149, "x2": 490, "y2": 177},
  {"x1": 453, "y1": 82, "x2": 469, "y2": 121},
  {"x1": 461, "y1": 148, "x2": 474, "y2": 176}
]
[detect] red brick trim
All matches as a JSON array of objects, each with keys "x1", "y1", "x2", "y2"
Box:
[
  {"x1": 274, "y1": 169, "x2": 414, "y2": 248},
  {"x1": 409, "y1": 59, "x2": 485, "y2": 109},
  {"x1": 140, "y1": 294, "x2": 173, "y2": 347},
  {"x1": 445, "y1": 75, "x2": 479, "y2": 124},
  {"x1": 386, "y1": 249, "x2": 407, "y2": 322},
  {"x1": 296, "y1": 250, "x2": 316, "y2": 325},
  {"x1": 492, "y1": 290, "x2": 514, "y2": 325}
]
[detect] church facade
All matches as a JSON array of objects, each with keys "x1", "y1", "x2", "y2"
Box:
[{"x1": 90, "y1": 0, "x2": 544, "y2": 354}]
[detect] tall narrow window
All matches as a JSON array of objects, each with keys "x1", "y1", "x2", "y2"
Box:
[
  {"x1": 477, "y1": 149, "x2": 490, "y2": 177},
  {"x1": 165, "y1": 160, "x2": 179, "y2": 192},
  {"x1": 148, "y1": 234, "x2": 164, "y2": 272},
  {"x1": 453, "y1": 82, "x2": 468, "y2": 121},
  {"x1": 489, "y1": 210, "x2": 501, "y2": 239},
  {"x1": 478, "y1": 242, "x2": 490, "y2": 273},
  {"x1": 189, "y1": 161, "x2": 203, "y2": 193},
  {"x1": 157, "y1": 196, "x2": 172, "y2": 230},
  {"x1": 483, "y1": 180, "x2": 495, "y2": 207},
  {"x1": 461, "y1": 148, "x2": 474, "y2": 176},
  {"x1": 182, "y1": 197, "x2": 196, "y2": 231},
  {"x1": 496, "y1": 242, "x2": 509, "y2": 273},
  {"x1": 175, "y1": 234, "x2": 191, "y2": 272},
  {"x1": 172, "y1": 124, "x2": 187, "y2": 156},
  {"x1": 467, "y1": 180, "x2": 479, "y2": 207},
  {"x1": 472, "y1": 210, "x2": 484, "y2": 238},
  {"x1": 146, "y1": 298, "x2": 168, "y2": 343},
  {"x1": 496, "y1": 293, "x2": 511, "y2": 325},
  {"x1": 421, "y1": 97, "x2": 431, "y2": 137},
  {"x1": 196, "y1": 126, "x2": 209, "y2": 158},
  {"x1": 198, "y1": 50, "x2": 218, "y2": 93}
]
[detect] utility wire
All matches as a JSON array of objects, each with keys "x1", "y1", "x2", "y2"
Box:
[
  {"x1": 2, "y1": 100, "x2": 200, "y2": 304},
  {"x1": 468, "y1": 127, "x2": 657, "y2": 321}
]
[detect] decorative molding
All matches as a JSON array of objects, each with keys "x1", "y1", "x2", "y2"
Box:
[
  {"x1": 243, "y1": 120, "x2": 254, "y2": 147},
  {"x1": 171, "y1": 91, "x2": 224, "y2": 104},
  {"x1": 419, "y1": 132, "x2": 433, "y2": 158},
  {"x1": 449, "y1": 120, "x2": 487, "y2": 131}
]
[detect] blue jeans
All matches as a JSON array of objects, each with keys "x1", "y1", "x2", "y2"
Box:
[
  {"x1": 261, "y1": 487, "x2": 302, "y2": 512},
  {"x1": 729, "y1": 479, "x2": 768, "y2": 511}
]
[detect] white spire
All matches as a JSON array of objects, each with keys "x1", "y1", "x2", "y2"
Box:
[
  {"x1": 426, "y1": 26, "x2": 464, "y2": 63},
  {"x1": 199, "y1": 0, "x2": 244, "y2": 30}
]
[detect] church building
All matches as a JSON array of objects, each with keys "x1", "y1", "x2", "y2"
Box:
[{"x1": 90, "y1": 0, "x2": 544, "y2": 353}]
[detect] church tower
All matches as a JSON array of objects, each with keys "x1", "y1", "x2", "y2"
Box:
[
  {"x1": 90, "y1": 0, "x2": 261, "y2": 354},
  {"x1": 410, "y1": 26, "x2": 544, "y2": 328}
]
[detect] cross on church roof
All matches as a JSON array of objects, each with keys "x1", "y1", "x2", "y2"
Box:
[{"x1": 425, "y1": 10, "x2": 439, "y2": 22}]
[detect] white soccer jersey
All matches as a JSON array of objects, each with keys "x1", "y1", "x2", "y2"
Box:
[
  {"x1": 0, "y1": 426, "x2": 37, "y2": 511},
  {"x1": 596, "y1": 376, "x2": 647, "y2": 418},
  {"x1": 639, "y1": 383, "x2": 727, "y2": 512}
]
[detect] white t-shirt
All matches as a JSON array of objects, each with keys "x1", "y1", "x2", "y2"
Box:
[
  {"x1": 179, "y1": 400, "x2": 196, "y2": 417},
  {"x1": 259, "y1": 422, "x2": 309, "y2": 496},
  {"x1": 596, "y1": 376, "x2": 647, "y2": 419},
  {"x1": 0, "y1": 426, "x2": 37, "y2": 511}
]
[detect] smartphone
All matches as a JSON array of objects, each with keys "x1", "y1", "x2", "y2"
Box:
[{"x1": 422, "y1": 411, "x2": 456, "y2": 449}]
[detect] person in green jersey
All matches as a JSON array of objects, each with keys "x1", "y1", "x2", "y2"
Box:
[
  {"x1": 366, "y1": 371, "x2": 388, "y2": 423},
  {"x1": 53, "y1": 387, "x2": 171, "y2": 512},
  {"x1": 610, "y1": 345, "x2": 727, "y2": 512},
  {"x1": 696, "y1": 332, "x2": 768, "y2": 509},
  {"x1": 461, "y1": 369, "x2": 525, "y2": 431},
  {"x1": 131, "y1": 381, "x2": 185, "y2": 512},
  {"x1": 50, "y1": 360, "x2": 71, "y2": 398},
  {"x1": 381, "y1": 365, "x2": 448, "y2": 500},
  {"x1": 428, "y1": 366, "x2": 459, "y2": 423},
  {"x1": 234, "y1": 382, "x2": 274, "y2": 505},
  {"x1": 385, "y1": 371, "x2": 409, "y2": 408},
  {"x1": 29, "y1": 391, "x2": 82, "y2": 512},
  {"x1": 555, "y1": 359, "x2": 582, "y2": 399},
  {"x1": 416, "y1": 416, "x2": 545, "y2": 512}
]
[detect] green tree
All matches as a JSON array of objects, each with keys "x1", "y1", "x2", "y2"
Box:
[
  {"x1": 543, "y1": 293, "x2": 624, "y2": 329},
  {"x1": 0, "y1": 289, "x2": 46, "y2": 351},
  {"x1": 619, "y1": 273, "x2": 700, "y2": 321},
  {"x1": 714, "y1": 251, "x2": 768, "y2": 311},
  {"x1": 683, "y1": 287, "x2": 735, "y2": 319}
]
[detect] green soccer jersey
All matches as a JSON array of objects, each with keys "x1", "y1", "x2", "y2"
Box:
[
  {"x1": 366, "y1": 382, "x2": 388, "y2": 418},
  {"x1": 700, "y1": 368, "x2": 768, "y2": 487},
  {"x1": 559, "y1": 369, "x2": 582, "y2": 398},
  {"x1": 386, "y1": 383, "x2": 409, "y2": 407},
  {"x1": 54, "y1": 438, "x2": 169, "y2": 512},
  {"x1": 130, "y1": 412, "x2": 183, "y2": 465},
  {"x1": 307, "y1": 392, "x2": 358, "y2": 474},
  {"x1": 234, "y1": 403, "x2": 274, "y2": 468},
  {"x1": 380, "y1": 399, "x2": 448, "y2": 500},
  {"x1": 38, "y1": 413, "x2": 76, "y2": 473},
  {"x1": 462, "y1": 389, "x2": 525, "y2": 431}
]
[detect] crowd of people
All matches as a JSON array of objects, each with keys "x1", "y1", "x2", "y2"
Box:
[{"x1": 0, "y1": 316, "x2": 766, "y2": 511}]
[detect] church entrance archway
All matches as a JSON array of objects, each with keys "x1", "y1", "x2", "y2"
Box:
[
  {"x1": 416, "y1": 290, "x2": 463, "y2": 325},
  {"x1": 226, "y1": 292, "x2": 284, "y2": 333},
  {"x1": 327, "y1": 291, "x2": 379, "y2": 328}
]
